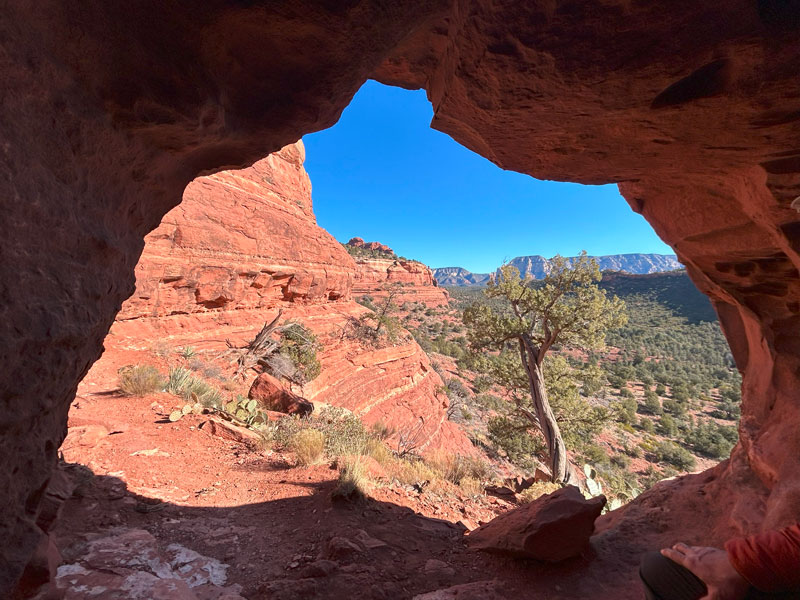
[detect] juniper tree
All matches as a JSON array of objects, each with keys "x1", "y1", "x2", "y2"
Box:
[{"x1": 463, "y1": 252, "x2": 626, "y2": 483}]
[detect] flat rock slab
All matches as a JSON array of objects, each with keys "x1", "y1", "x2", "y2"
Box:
[{"x1": 467, "y1": 485, "x2": 605, "y2": 562}]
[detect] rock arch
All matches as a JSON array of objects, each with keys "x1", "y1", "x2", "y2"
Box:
[{"x1": 2, "y1": 1, "x2": 800, "y2": 593}]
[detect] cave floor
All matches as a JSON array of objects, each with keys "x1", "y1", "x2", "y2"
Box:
[{"x1": 43, "y1": 351, "x2": 647, "y2": 599}]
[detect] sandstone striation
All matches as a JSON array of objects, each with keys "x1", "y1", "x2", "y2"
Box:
[
  {"x1": 109, "y1": 142, "x2": 469, "y2": 460},
  {"x1": 353, "y1": 258, "x2": 450, "y2": 308},
  {"x1": 4, "y1": 1, "x2": 800, "y2": 595}
]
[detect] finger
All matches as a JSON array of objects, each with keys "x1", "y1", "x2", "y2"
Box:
[
  {"x1": 673, "y1": 542, "x2": 691, "y2": 554},
  {"x1": 661, "y1": 548, "x2": 688, "y2": 567}
]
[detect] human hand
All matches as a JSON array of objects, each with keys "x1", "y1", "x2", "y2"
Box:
[{"x1": 661, "y1": 543, "x2": 750, "y2": 600}]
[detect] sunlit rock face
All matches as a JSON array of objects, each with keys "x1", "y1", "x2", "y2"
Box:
[
  {"x1": 3, "y1": 0, "x2": 800, "y2": 594},
  {"x1": 113, "y1": 140, "x2": 472, "y2": 462},
  {"x1": 353, "y1": 258, "x2": 450, "y2": 307}
]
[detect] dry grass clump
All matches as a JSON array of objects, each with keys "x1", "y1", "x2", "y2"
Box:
[
  {"x1": 458, "y1": 476, "x2": 484, "y2": 497},
  {"x1": 290, "y1": 429, "x2": 326, "y2": 466},
  {"x1": 332, "y1": 456, "x2": 368, "y2": 501},
  {"x1": 518, "y1": 481, "x2": 562, "y2": 503},
  {"x1": 385, "y1": 455, "x2": 437, "y2": 486},
  {"x1": 165, "y1": 366, "x2": 223, "y2": 407},
  {"x1": 364, "y1": 438, "x2": 393, "y2": 466},
  {"x1": 426, "y1": 451, "x2": 492, "y2": 487},
  {"x1": 118, "y1": 365, "x2": 164, "y2": 396}
]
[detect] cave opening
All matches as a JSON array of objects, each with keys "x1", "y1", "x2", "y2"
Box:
[
  {"x1": 51, "y1": 77, "x2": 743, "y2": 598},
  {"x1": 5, "y1": 3, "x2": 800, "y2": 597}
]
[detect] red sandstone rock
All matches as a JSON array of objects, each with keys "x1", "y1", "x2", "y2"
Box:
[
  {"x1": 352, "y1": 258, "x2": 450, "y2": 308},
  {"x1": 199, "y1": 417, "x2": 265, "y2": 446},
  {"x1": 248, "y1": 373, "x2": 313, "y2": 416},
  {"x1": 467, "y1": 486, "x2": 606, "y2": 561}
]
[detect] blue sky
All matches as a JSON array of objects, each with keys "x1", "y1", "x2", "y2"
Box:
[{"x1": 302, "y1": 80, "x2": 673, "y2": 274}]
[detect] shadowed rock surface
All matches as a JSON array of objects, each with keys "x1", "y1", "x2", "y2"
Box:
[
  {"x1": 467, "y1": 486, "x2": 606, "y2": 561},
  {"x1": 3, "y1": 0, "x2": 800, "y2": 595}
]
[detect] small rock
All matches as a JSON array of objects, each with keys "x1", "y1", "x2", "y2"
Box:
[
  {"x1": 323, "y1": 537, "x2": 363, "y2": 561},
  {"x1": 299, "y1": 560, "x2": 338, "y2": 578}
]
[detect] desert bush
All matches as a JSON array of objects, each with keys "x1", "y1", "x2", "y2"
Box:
[
  {"x1": 165, "y1": 367, "x2": 223, "y2": 407},
  {"x1": 653, "y1": 441, "x2": 696, "y2": 471},
  {"x1": 474, "y1": 393, "x2": 504, "y2": 411},
  {"x1": 472, "y1": 375, "x2": 493, "y2": 393},
  {"x1": 610, "y1": 453, "x2": 631, "y2": 469},
  {"x1": 118, "y1": 365, "x2": 164, "y2": 396},
  {"x1": 426, "y1": 451, "x2": 492, "y2": 486},
  {"x1": 643, "y1": 390, "x2": 663, "y2": 415},
  {"x1": 332, "y1": 456, "x2": 369, "y2": 501},
  {"x1": 180, "y1": 346, "x2": 197, "y2": 359},
  {"x1": 487, "y1": 415, "x2": 545, "y2": 470},
  {"x1": 658, "y1": 413, "x2": 678, "y2": 437},
  {"x1": 518, "y1": 482, "x2": 561, "y2": 503},
  {"x1": 277, "y1": 322, "x2": 321, "y2": 383},
  {"x1": 364, "y1": 438, "x2": 393, "y2": 466},
  {"x1": 386, "y1": 455, "x2": 437, "y2": 486},
  {"x1": 290, "y1": 429, "x2": 326, "y2": 466},
  {"x1": 638, "y1": 417, "x2": 656, "y2": 434},
  {"x1": 685, "y1": 421, "x2": 737, "y2": 459}
]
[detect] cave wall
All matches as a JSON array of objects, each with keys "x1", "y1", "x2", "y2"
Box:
[{"x1": 2, "y1": 0, "x2": 800, "y2": 593}]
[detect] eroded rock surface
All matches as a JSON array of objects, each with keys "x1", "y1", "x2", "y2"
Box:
[
  {"x1": 353, "y1": 258, "x2": 450, "y2": 308},
  {"x1": 3, "y1": 0, "x2": 800, "y2": 594}
]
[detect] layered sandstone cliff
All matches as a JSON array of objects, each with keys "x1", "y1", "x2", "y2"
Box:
[
  {"x1": 352, "y1": 257, "x2": 450, "y2": 308},
  {"x1": 111, "y1": 142, "x2": 471, "y2": 457}
]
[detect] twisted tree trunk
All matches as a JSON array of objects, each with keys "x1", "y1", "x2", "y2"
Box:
[{"x1": 519, "y1": 335, "x2": 571, "y2": 483}]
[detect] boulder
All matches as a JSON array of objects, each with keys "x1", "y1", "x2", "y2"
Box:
[
  {"x1": 467, "y1": 485, "x2": 605, "y2": 562},
  {"x1": 248, "y1": 373, "x2": 313, "y2": 416}
]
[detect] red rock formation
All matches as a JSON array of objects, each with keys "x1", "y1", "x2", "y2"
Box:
[
  {"x1": 353, "y1": 258, "x2": 450, "y2": 308},
  {"x1": 108, "y1": 142, "x2": 469, "y2": 459},
  {"x1": 4, "y1": 1, "x2": 800, "y2": 594},
  {"x1": 347, "y1": 237, "x2": 394, "y2": 255}
]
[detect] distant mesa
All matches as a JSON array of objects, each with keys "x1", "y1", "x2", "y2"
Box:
[{"x1": 434, "y1": 253, "x2": 683, "y2": 286}]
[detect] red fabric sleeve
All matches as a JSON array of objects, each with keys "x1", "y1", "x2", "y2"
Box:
[{"x1": 725, "y1": 523, "x2": 800, "y2": 592}]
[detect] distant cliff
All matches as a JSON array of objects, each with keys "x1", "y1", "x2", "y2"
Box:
[
  {"x1": 432, "y1": 267, "x2": 492, "y2": 287},
  {"x1": 435, "y1": 254, "x2": 682, "y2": 286}
]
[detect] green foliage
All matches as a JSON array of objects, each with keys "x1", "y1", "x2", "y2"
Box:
[
  {"x1": 653, "y1": 441, "x2": 696, "y2": 470},
  {"x1": 639, "y1": 417, "x2": 656, "y2": 434},
  {"x1": 342, "y1": 243, "x2": 398, "y2": 260},
  {"x1": 472, "y1": 375, "x2": 493, "y2": 393},
  {"x1": 615, "y1": 396, "x2": 638, "y2": 425},
  {"x1": 658, "y1": 414, "x2": 678, "y2": 437},
  {"x1": 118, "y1": 365, "x2": 164, "y2": 396},
  {"x1": 180, "y1": 346, "x2": 197, "y2": 359},
  {"x1": 487, "y1": 415, "x2": 544, "y2": 470},
  {"x1": 222, "y1": 395, "x2": 270, "y2": 429},
  {"x1": 464, "y1": 254, "x2": 627, "y2": 354},
  {"x1": 643, "y1": 390, "x2": 663, "y2": 415},
  {"x1": 544, "y1": 356, "x2": 611, "y2": 450},
  {"x1": 684, "y1": 420, "x2": 738, "y2": 459},
  {"x1": 278, "y1": 322, "x2": 321, "y2": 383}
]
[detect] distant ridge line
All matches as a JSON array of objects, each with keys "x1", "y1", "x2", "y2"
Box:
[{"x1": 433, "y1": 253, "x2": 682, "y2": 286}]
